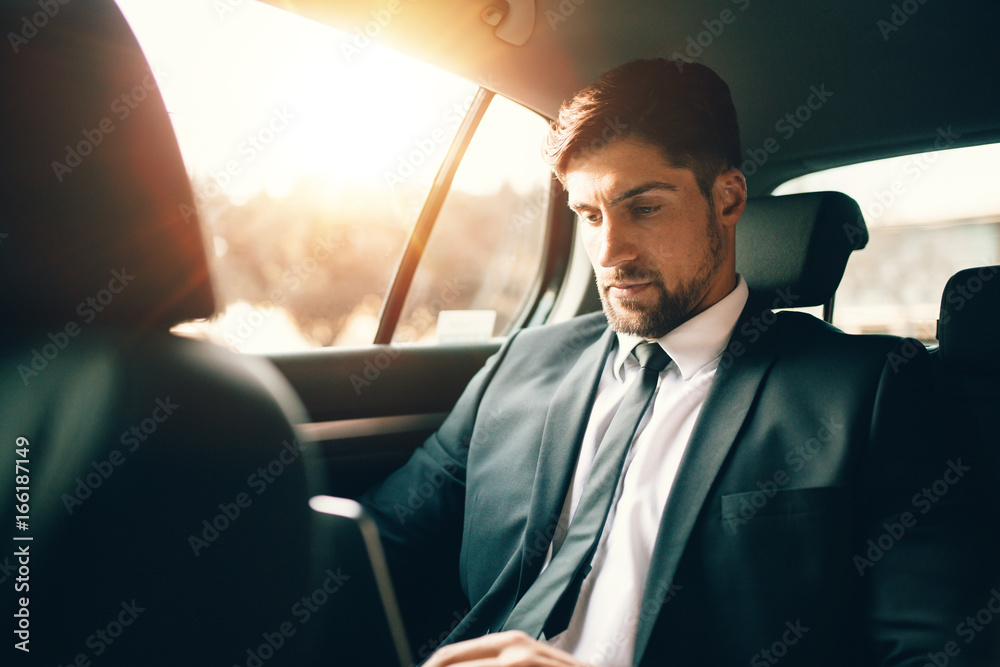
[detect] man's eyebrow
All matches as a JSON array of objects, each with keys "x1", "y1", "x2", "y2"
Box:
[
  {"x1": 569, "y1": 181, "x2": 678, "y2": 212},
  {"x1": 611, "y1": 181, "x2": 679, "y2": 205}
]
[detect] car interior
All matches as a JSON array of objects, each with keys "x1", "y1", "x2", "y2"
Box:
[{"x1": 1, "y1": 0, "x2": 997, "y2": 664}]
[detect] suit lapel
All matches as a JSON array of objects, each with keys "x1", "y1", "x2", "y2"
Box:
[
  {"x1": 632, "y1": 297, "x2": 780, "y2": 663},
  {"x1": 515, "y1": 325, "x2": 615, "y2": 600}
]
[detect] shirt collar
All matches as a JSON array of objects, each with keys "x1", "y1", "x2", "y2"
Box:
[{"x1": 612, "y1": 275, "x2": 749, "y2": 381}]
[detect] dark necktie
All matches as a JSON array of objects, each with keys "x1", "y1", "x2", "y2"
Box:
[{"x1": 501, "y1": 341, "x2": 671, "y2": 638}]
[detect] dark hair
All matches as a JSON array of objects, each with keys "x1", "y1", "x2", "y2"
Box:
[{"x1": 543, "y1": 58, "x2": 741, "y2": 199}]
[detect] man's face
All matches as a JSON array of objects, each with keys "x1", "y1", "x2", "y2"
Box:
[{"x1": 565, "y1": 137, "x2": 738, "y2": 338}]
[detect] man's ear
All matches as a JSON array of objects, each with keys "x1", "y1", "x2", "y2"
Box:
[{"x1": 714, "y1": 168, "x2": 747, "y2": 227}]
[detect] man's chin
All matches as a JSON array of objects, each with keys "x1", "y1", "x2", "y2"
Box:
[
  {"x1": 603, "y1": 300, "x2": 662, "y2": 337},
  {"x1": 600, "y1": 290, "x2": 692, "y2": 338}
]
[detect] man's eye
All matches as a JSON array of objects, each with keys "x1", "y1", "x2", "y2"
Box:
[
  {"x1": 633, "y1": 205, "x2": 661, "y2": 217},
  {"x1": 582, "y1": 212, "x2": 601, "y2": 224}
]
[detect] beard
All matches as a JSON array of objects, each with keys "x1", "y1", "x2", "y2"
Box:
[{"x1": 598, "y1": 209, "x2": 724, "y2": 338}]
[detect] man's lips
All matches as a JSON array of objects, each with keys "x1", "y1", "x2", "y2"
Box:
[{"x1": 606, "y1": 281, "x2": 651, "y2": 298}]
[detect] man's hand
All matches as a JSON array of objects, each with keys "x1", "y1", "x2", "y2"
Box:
[{"x1": 423, "y1": 631, "x2": 599, "y2": 667}]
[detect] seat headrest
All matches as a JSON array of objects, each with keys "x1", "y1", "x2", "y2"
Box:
[
  {"x1": 736, "y1": 191, "x2": 868, "y2": 307},
  {"x1": 0, "y1": 1, "x2": 214, "y2": 331},
  {"x1": 937, "y1": 265, "x2": 1000, "y2": 374}
]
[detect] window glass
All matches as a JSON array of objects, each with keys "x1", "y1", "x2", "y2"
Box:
[
  {"x1": 393, "y1": 96, "x2": 552, "y2": 343},
  {"x1": 116, "y1": 0, "x2": 478, "y2": 351},
  {"x1": 774, "y1": 141, "x2": 1000, "y2": 342}
]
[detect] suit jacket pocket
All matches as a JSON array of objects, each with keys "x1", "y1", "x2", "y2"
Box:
[
  {"x1": 716, "y1": 486, "x2": 853, "y2": 602},
  {"x1": 720, "y1": 486, "x2": 847, "y2": 524},
  {"x1": 709, "y1": 487, "x2": 855, "y2": 656}
]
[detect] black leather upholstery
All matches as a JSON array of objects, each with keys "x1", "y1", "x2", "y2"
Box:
[
  {"x1": 0, "y1": 0, "x2": 213, "y2": 330},
  {"x1": 933, "y1": 265, "x2": 1000, "y2": 659},
  {"x1": 735, "y1": 191, "x2": 868, "y2": 307},
  {"x1": 1, "y1": 331, "x2": 327, "y2": 665},
  {"x1": 937, "y1": 265, "x2": 1000, "y2": 374},
  {"x1": 934, "y1": 264, "x2": 1000, "y2": 494},
  {"x1": 0, "y1": 2, "x2": 328, "y2": 664}
]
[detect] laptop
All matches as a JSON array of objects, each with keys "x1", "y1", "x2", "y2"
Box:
[{"x1": 309, "y1": 495, "x2": 415, "y2": 667}]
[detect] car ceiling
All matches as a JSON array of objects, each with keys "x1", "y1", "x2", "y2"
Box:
[{"x1": 264, "y1": 0, "x2": 1000, "y2": 195}]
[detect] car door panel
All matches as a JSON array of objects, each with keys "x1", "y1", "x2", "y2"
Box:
[{"x1": 269, "y1": 343, "x2": 499, "y2": 495}]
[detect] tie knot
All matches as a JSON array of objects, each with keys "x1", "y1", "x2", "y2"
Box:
[{"x1": 633, "y1": 341, "x2": 670, "y2": 373}]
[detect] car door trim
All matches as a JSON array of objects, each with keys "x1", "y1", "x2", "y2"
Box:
[{"x1": 298, "y1": 411, "x2": 450, "y2": 442}]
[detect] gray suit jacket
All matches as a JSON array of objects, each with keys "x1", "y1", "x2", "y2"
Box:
[{"x1": 362, "y1": 294, "x2": 985, "y2": 666}]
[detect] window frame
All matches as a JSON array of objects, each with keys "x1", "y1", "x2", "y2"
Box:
[{"x1": 374, "y1": 89, "x2": 572, "y2": 344}]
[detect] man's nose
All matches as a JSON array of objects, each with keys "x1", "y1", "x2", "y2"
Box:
[{"x1": 596, "y1": 215, "x2": 638, "y2": 268}]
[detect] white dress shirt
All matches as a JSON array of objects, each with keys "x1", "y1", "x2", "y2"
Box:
[{"x1": 545, "y1": 276, "x2": 749, "y2": 666}]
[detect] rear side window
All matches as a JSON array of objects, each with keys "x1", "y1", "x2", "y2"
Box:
[
  {"x1": 117, "y1": 0, "x2": 552, "y2": 351},
  {"x1": 393, "y1": 96, "x2": 552, "y2": 343},
  {"x1": 774, "y1": 140, "x2": 1000, "y2": 342}
]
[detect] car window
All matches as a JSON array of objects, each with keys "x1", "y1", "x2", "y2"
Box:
[
  {"x1": 774, "y1": 141, "x2": 1000, "y2": 342},
  {"x1": 116, "y1": 0, "x2": 549, "y2": 351},
  {"x1": 392, "y1": 96, "x2": 553, "y2": 343}
]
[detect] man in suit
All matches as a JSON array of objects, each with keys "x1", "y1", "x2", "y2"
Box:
[{"x1": 361, "y1": 59, "x2": 982, "y2": 666}]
